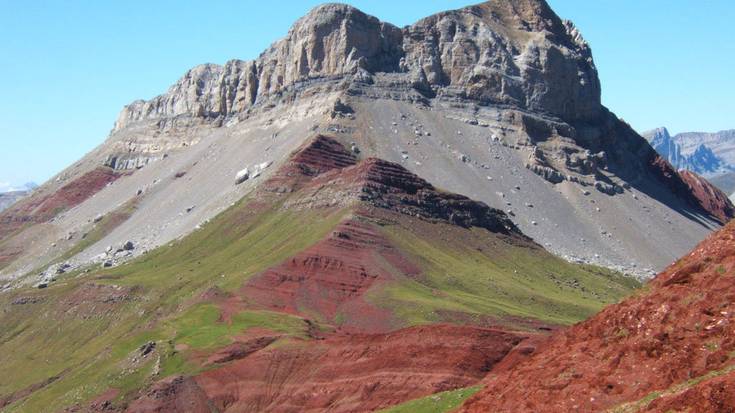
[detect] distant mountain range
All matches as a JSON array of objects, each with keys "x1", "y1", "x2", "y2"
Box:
[
  {"x1": 0, "y1": 182, "x2": 36, "y2": 212},
  {"x1": 643, "y1": 127, "x2": 735, "y2": 199},
  {"x1": 642, "y1": 128, "x2": 735, "y2": 177}
]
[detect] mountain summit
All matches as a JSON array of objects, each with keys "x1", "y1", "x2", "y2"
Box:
[{"x1": 114, "y1": 0, "x2": 600, "y2": 131}]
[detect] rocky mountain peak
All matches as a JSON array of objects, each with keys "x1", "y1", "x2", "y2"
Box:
[
  {"x1": 113, "y1": 0, "x2": 601, "y2": 133},
  {"x1": 644, "y1": 126, "x2": 734, "y2": 178}
]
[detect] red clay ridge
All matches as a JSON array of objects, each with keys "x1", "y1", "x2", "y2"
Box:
[
  {"x1": 648, "y1": 153, "x2": 733, "y2": 224},
  {"x1": 679, "y1": 170, "x2": 735, "y2": 224},
  {"x1": 129, "y1": 324, "x2": 528, "y2": 413},
  {"x1": 0, "y1": 167, "x2": 121, "y2": 239},
  {"x1": 277, "y1": 135, "x2": 521, "y2": 236},
  {"x1": 263, "y1": 134, "x2": 357, "y2": 192},
  {"x1": 242, "y1": 217, "x2": 417, "y2": 332},
  {"x1": 459, "y1": 220, "x2": 735, "y2": 413}
]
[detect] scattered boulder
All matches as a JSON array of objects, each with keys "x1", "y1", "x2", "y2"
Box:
[
  {"x1": 235, "y1": 167, "x2": 250, "y2": 184},
  {"x1": 139, "y1": 341, "x2": 156, "y2": 357},
  {"x1": 594, "y1": 181, "x2": 622, "y2": 196},
  {"x1": 250, "y1": 161, "x2": 273, "y2": 179},
  {"x1": 331, "y1": 98, "x2": 353, "y2": 117},
  {"x1": 123, "y1": 240, "x2": 135, "y2": 251}
]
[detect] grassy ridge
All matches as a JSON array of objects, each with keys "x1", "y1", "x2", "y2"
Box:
[
  {"x1": 0, "y1": 197, "x2": 640, "y2": 412},
  {"x1": 378, "y1": 386, "x2": 481, "y2": 413},
  {"x1": 372, "y1": 219, "x2": 640, "y2": 327},
  {"x1": 0, "y1": 199, "x2": 345, "y2": 412}
]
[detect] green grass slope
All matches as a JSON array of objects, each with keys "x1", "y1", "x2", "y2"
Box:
[
  {"x1": 0, "y1": 197, "x2": 345, "y2": 412},
  {"x1": 367, "y1": 216, "x2": 640, "y2": 328},
  {"x1": 0, "y1": 196, "x2": 640, "y2": 412},
  {"x1": 378, "y1": 386, "x2": 481, "y2": 413}
]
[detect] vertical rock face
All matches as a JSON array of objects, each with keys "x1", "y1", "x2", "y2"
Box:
[
  {"x1": 257, "y1": 3, "x2": 404, "y2": 92},
  {"x1": 646, "y1": 127, "x2": 685, "y2": 169},
  {"x1": 401, "y1": 0, "x2": 600, "y2": 121},
  {"x1": 114, "y1": 0, "x2": 601, "y2": 130}
]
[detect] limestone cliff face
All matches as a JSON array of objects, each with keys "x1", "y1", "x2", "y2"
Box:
[
  {"x1": 114, "y1": 0, "x2": 600, "y2": 131},
  {"x1": 401, "y1": 0, "x2": 599, "y2": 121}
]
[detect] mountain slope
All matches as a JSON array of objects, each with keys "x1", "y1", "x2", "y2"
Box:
[
  {"x1": 0, "y1": 136, "x2": 639, "y2": 412},
  {"x1": 459, "y1": 217, "x2": 735, "y2": 412},
  {"x1": 0, "y1": 0, "x2": 726, "y2": 286}
]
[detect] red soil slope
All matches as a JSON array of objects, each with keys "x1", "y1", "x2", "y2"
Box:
[
  {"x1": 117, "y1": 136, "x2": 537, "y2": 412},
  {"x1": 275, "y1": 135, "x2": 520, "y2": 235},
  {"x1": 242, "y1": 135, "x2": 522, "y2": 331},
  {"x1": 460, "y1": 220, "x2": 735, "y2": 413},
  {"x1": 0, "y1": 167, "x2": 121, "y2": 267},
  {"x1": 648, "y1": 153, "x2": 735, "y2": 224},
  {"x1": 679, "y1": 169, "x2": 735, "y2": 224},
  {"x1": 243, "y1": 218, "x2": 418, "y2": 332},
  {"x1": 0, "y1": 167, "x2": 120, "y2": 237},
  {"x1": 128, "y1": 324, "x2": 528, "y2": 413}
]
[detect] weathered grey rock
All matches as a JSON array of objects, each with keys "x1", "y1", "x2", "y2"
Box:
[
  {"x1": 123, "y1": 240, "x2": 135, "y2": 251},
  {"x1": 526, "y1": 163, "x2": 564, "y2": 184},
  {"x1": 594, "y1": 181, "x2": 622, "y2": 196},
  {"x1": 235, "y1": 168, "x2": 250, "y2": 184},
  {"x1": 114, "y1": 0, "x2": 599, "y2": 131}
]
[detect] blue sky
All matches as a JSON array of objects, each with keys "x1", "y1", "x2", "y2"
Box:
[{"x1": 0, "y1": 1, "x2": 733, "y2": 186}]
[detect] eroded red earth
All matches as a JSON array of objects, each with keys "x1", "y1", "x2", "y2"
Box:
[
  {"x1": 648, "y1": 153, "x2": 735, "y2": 224},
  {"x1": 0, "y1": 167, "x2": 121, "y2": 267},
  {"x1": 243, "y1": 218, "x2": 417, "y2": 333},
  {"x1": 460, "y1": 219, "x2": 735, "y2": 413},
  {"x1": 112, "y1": 136, "x2": 541, "y2": 412},
  {"x1": 679, "y1": 169, "x2": 735, "y2": 224},
  {"x1": 128, "y1": 325, "x2": 530, "y2": 413}
]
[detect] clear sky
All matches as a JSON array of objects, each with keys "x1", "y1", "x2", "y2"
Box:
[{"x1": 0, "y1": 1, "x2": 733, "y2": 187}]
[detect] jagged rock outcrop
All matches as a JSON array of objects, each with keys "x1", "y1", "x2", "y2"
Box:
[
  {"x1": 113, "y1": 0, "x2": 600, "y2": 131},
  {"x1": 401, "y1": 0, "x2": 600, "y2": 121},
  {"x1": 645, "y1": 127, "x2": 686, "y2": 169}
]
